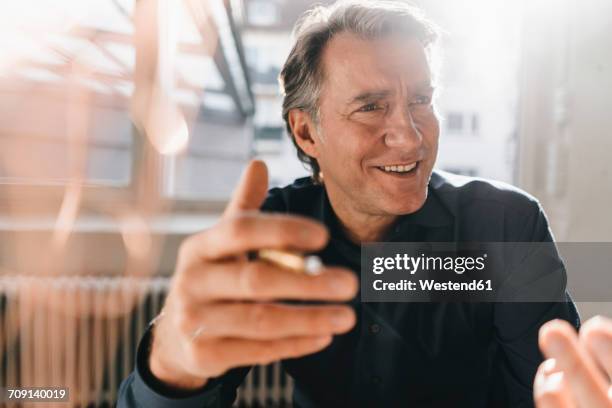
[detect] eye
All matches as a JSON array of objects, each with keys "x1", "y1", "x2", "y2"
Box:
[
  {"x1": 358, "y1": 102, "x2": 384, "y2": 112},
  {"x1": 411, "y1": 95, "x2": 432, "y2": 106}
]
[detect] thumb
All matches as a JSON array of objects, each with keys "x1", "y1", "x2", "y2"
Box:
[{"x1": 223, "y1": 160, "x2": 269, "y2": 217}]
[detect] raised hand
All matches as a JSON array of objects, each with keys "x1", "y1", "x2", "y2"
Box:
[
  {"x1": 148, "y1": 160, "x2": 358, "y2": 390},
  {"x1": 535, "y1": 316, "x2": 612, "y2": 408}
]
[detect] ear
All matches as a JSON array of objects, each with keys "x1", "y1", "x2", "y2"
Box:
[{"x1": 288, "y1": 108, "x2": 320, "y2": 159}]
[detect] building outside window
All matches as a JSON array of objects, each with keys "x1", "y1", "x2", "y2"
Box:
[
  {"x1": 471, "y1": 113, "x2": 480, "y2": 135},
  {"x1": 446, "y1": 111, "x2": 464, "y2": 133},
  {"x1": 247, "y1": 0, "x2": 280, "y2": 26}
]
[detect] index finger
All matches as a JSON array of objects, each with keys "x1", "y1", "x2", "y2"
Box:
[
  {"x1": 224, "y1": 160, "x2": 269, "y2": 217},
  {"x1": 183, "y1": 212, "x2": 329, "y2": 261}
]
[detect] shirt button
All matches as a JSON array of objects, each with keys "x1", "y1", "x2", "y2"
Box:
[{"x1": 369, "y1": 323, "x2": 380, "y2": 334}]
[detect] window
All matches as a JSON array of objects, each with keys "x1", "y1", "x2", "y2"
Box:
[
  {"x1": 247, "y1": 0, "x2": 280, "y2": 26},
  {"x1": 245, "y1": 45, "x2": 281, "y2": 85},
  {"x1": 255, "y1": 126, "x2": 283, "y2": 140},
  {"x1": 471, "y1": 114, "x2": 480, "y2": 135},
  {"x1": 0, "y1": 0, "x2": 254, "y2": 209},
  {"x1": 0, "y1": 88, "x2": 134, "y2": 187},
  {"x1": 0, "y1": 0, "x2": 136, "y2": 188},
  {"x1": 446, "y1": 112, "x2": 464, "y2": 133}
]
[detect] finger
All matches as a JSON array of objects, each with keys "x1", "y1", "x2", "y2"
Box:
[
  {"x1": 224, "y1": 160, "x2": 269, "y2": 217},
  {"x1": 539, "y1": 319, "x2": 610, "y2": 407},
  {"x1": 179, "y1": 261, "x2": 358, "y2": 301},
  {"x1": 580, "y1": 315, "x2": 612, "y2": 380},
  {"x1": 534, "y1": 359, "x2": 576, "y2": 408},
  {"x1": 185, "y1": 335, "x2": 333, "y2": 379},
  {"x1": 181, "y1": 213, "x2": 329, "y2": 261},
  {"x1": 176, "y1": 302, "x2": 356, "y2": 340}
]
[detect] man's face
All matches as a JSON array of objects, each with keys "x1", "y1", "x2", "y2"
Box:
[{"x1": 309, "y1": 33, "x2": 439, "y2": 216}]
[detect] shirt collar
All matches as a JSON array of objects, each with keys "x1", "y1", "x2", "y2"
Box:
[{"x1": 396, "y1": 186, "x2": 454, "y2": 228}]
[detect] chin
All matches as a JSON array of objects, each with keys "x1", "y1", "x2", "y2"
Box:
[{"x1": 378, "y1": 189, "x2": 428, "y2": 215}]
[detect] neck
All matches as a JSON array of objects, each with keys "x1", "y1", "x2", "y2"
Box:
[{"x1": 325, "y1": 185, "x2": 397, "y2": 243}]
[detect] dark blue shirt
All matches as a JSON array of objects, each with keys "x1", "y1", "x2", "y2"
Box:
[{"x1": 118, "y1": 170, "x2": 580, "y2": 408}]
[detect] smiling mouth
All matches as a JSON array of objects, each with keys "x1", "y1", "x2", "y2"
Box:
[{"x1": 376, "y1": 162, "x2": 419, "y2": 174}]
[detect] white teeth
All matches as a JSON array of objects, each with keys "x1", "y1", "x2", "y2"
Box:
[{"x1": 380, "y1": 163, "x2": 417, "y2": 173}]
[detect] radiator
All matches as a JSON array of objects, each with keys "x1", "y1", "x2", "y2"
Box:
[{"x1": 0, "y1": 276, "x2": 293, "y2": 407}]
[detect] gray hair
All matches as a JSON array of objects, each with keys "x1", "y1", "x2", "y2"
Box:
[{"x1": 279, "y1": 0, "x2": 440, "y2": 182}]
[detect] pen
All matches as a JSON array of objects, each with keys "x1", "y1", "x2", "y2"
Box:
[{"x1": 257, "y1": 249, "x2": 323, "y2": 276}]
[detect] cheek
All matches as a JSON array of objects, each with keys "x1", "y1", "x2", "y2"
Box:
[
  {"x1": 415, "y1": 112, "x2": 440, "y2": 146},
  {"x1": 319, "y1": 130, "x2": 374, "y2": 176}
]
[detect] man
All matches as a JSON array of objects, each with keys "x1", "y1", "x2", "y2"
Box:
[{"x1": 118, "y1": 1, "x2": 594, "y2": 406}]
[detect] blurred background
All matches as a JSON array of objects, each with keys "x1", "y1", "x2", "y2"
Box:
[{"x1": 0, "y1": 0, "x2": 610, "y2": 406}]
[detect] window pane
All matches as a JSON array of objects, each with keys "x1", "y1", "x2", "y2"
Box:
[
  {"x1": 247, "y1": 0, "x2": 280, "y2": 26},
  {"x1": 255, "y1": 126, "x2": 283, "y2": 140},
  {"x1": 471, "y1": 114, "x2": 479, "y2": 135},
  {"x1": 166, "y1": 119, "x2": 251, "y2": 200},
  {"x1": 0, "y1": 82, "x2": 133, "y2": 186},
  {"x1": 446, "y1": 112, "x2": 464, "y2": 133}
]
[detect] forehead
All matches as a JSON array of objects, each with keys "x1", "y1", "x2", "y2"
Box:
[{"x1": 320, "y1": 32, "x2": 431, "y2": 97}]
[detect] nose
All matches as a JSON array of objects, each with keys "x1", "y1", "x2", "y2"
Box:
[{"x1": 383, "y1": 106, "x2": 422, "y2": 149}]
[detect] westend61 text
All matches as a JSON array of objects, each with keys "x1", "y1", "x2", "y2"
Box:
[{"x1": 373, "y1": 279, "x2": 493, "y2": 292}]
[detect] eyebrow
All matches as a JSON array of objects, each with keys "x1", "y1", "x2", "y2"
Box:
[
  {"x1": 416, "y1": 82, "x2": 435, "y2": 93},
  {"x1": 346, "y1": 81, "x2": 435, "y2": 106},
  {"x1": 347, "y1": 90, "x2": 393, "y2": 105}
]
